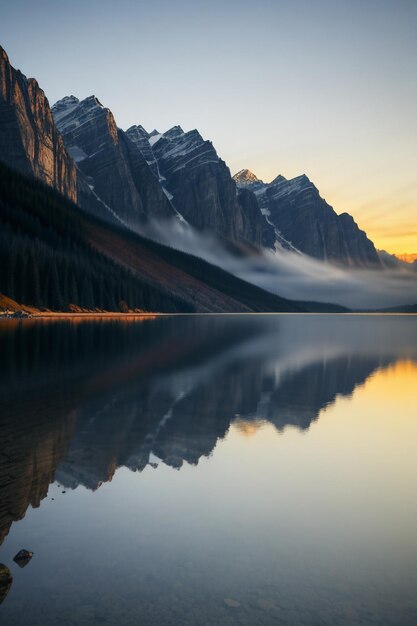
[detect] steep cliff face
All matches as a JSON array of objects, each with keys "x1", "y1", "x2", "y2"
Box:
[
  {"x1": 52, "y1": 96, "x2": 174, "y2": 228},
  {"x1": 126, "y1": 124, "x2": 267, "y2": 246},
  {"x1": 125, "y1": 124, "x2": 160, "y2": 178},
  {"x1": 337, "y1": 212, "x2": 381, "y2": 266},
  {"x1": 236, "y1": 188, "x2": 275, "y2": 246},
  {"x1": 0, "y1": 46, "x2": 77, "y2": 202},
  {"x1": 234, "y1": 170, "x2": 381, "y2": 267}
]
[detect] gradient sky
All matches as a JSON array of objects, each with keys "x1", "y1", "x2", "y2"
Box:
[{"x1": 2, "y1": 0, "x2": 417, "y2": 253}]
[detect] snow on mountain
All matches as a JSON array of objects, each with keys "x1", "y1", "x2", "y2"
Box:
[
  {"x1": 151, "y1": 127, "x2": 220, "y2": 176},
  {"x1": 52, "y1": 95, "x2": 108, "y2": 137},
  {"x1": 149, "y1": 133, "x2": 163, "y2": 146},
  {"x1": 127, "y1": 123, "x2": 220, "y2": 176},
  {"x1": 51, "y1": 95, "x2": 80, "y2": 123}
]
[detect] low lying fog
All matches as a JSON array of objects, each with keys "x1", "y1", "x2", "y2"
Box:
[{"x1": 138, "y1": 219, "x2": 417, "y2": 310}]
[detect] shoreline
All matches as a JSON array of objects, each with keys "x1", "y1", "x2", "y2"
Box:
[
  {"x1": 0, "y1": 312, "x2": 159, "y2": 320},
  {"x1": 0, "y1": 311, "x2": 416, "y2": 321}
]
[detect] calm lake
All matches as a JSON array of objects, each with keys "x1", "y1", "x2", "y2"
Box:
[{"x1": 0, "y1": 314, "x2": 416, "y2": 625}]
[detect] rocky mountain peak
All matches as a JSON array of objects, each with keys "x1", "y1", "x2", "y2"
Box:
[
  {"x1": 291, "y1": 173, "x2": 312, "y2": 187},
  {"x1": 126, "y1": 125, "x2": 151, "y2": 144},
  {"x1": 53, "y1": 94, "x2": 119, "y2": 144},
  {"x1": 127, "y1": 124, "x2": 149, "y2": 138},
  {"x1": 339, "y1": 212, "x2": 355, "y2": 223},
  {"x1": 163, "y1": 125, "x2": 185, "y2": 139},
  {"x1": 233, "y1": 169, "x2": 262, "y2": 186},
  {"x1": 268, "y1": 174, "x2": 315, "y2": 200},
  {"x1": 52, "y1": 94, "x2": 105, "y2": 119},
  {"x1": 52, "y1": 95, "x2": 79, "y2": 109},
  {"x1": 83, "y1": 95, "x2": 105, "y2": 109},
  {"x1": 51, "y1": 95, "x2": 79, "y2": 121},
  {"x1": 269, "y1": 174, "x2": 287, "y2": 185}
]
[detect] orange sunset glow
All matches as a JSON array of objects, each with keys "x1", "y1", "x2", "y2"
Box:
[{"x1": 395, "y1": 253, "x2": 417, "y2": 264}]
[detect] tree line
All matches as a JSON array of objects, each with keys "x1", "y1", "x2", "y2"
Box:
[{"x1": 0, "y1": 161, "x2": 194, "y2": 313}]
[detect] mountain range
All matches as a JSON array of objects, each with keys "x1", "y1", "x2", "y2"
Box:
[{"x1": 0, "y1": 45, "x2": 401, "y2": 313}]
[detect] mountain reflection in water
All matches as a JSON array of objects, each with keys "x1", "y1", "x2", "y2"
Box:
[
  {"x1": 1, "y1": 315, "x2": 416, "y2": 544},
  {"x1": 0, "y1": 315, "x2": 417, "y2": 624}
]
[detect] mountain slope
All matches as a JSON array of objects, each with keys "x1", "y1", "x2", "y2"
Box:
[
  {"x1": 234, "y1": 169, "x2": 382, "y2": 267},
  {"x1": 0, "y1": 160, "x2": 305, "y2": 313}
]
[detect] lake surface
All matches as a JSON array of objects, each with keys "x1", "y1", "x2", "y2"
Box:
[{"x1": 0, "y1": 314, "x2": 417, "y2": 625}]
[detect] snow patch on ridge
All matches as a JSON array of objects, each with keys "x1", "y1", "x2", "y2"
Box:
[{"x1": 149, "y1": 133, "x2": 162, "y2": 146}]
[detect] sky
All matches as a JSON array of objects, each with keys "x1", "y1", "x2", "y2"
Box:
[{"x1": 2, "y1": 0, "x2": 417, "y2": 254}]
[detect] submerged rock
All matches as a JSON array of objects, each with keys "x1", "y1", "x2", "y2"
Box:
[
  {"x1": 13, "y1": 549, "x2": 33, "y2": 568},
  {"x1": 0, "y1": 563, "x2": 13, "y2": 604},
  {"x1": 224, "y1": 598, "x2": 240, "y2": 608}
]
